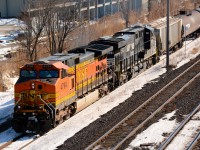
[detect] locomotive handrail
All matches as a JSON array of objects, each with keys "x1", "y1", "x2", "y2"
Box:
[
  {"x1": 38, "y1": 95, "x2": 54, "y2": 119},
  {"x1": 14, "y1": 94, "x2": 22, "y2": 107}
]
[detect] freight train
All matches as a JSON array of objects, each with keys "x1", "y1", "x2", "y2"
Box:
[{"x1": 12, "y1": 9, "x2": 200, "y2": 133}]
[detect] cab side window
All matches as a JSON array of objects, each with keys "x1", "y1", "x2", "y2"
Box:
[{"x1": 61, "y1": 69, "x2": 67, "y2": 79}]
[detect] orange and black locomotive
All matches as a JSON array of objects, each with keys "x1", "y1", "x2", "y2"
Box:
[{"x1": 13, "y1": 23, "x2": 173, "y2": 133}]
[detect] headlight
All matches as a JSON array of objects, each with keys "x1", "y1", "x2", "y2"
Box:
[
  {"x1": 17, "y1": 105, "x2": 21, "y2": 109},
  {"x1": 38, "y1": 105, "x2": 43, "y2": 110},
  {"x1": 31, "y1": 83, "x2": 35, "y2": 89},
  {"x1": 23, "y1": 112, "x2": 26, "y2": 115}
]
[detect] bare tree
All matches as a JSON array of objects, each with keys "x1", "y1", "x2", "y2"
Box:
[
  {"x1": 19, "y1": 0, "x2": 51, "y2": 61},
  {"x1": 120, "y1": 0, "x2": 130, "y2": 27},
  {"x1": 44, "y1": 0, "x2": 82, "y2": 54}
]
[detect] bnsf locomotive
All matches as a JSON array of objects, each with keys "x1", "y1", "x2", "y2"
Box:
[{"x1": 12, "y1": 9, "x2": 200, "y2": 133}]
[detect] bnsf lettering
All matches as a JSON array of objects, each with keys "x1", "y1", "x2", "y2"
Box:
[
  {"x1": 21, "y1": 93, "x2": 28, "y2": 98},
  {"x1": 29, "y1": 93, "x2": 35, "y2": 98},
  {"x1": 21, "y1": 92, "x2": 47, "y2": 99},
  {"x1": 21, "y1": 93, "x2": 36, "y2": 98}
]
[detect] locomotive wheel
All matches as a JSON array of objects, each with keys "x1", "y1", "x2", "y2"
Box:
[
  {"x1": 123, "y1": 76, "x2": 128, "y2": 83},
  {"x1": 58, "y1": 116, "x2": 63, "y2": 124},
  {"x1": 119, "y1": 80, "x2": 123, "y2": 86},
  {"x1": 63, "y1": 114, "x2": 70, "y2": 121},
  {"x1": 152, "y1": 57, "x2": 156, "y2": 65},
  {"x1": 70, "y1": 103, "x2": 77, "y2": 117},
  {"x1": 99, "y1": 89, "x2": 105, "y2": 98},
  {"x1": 146, "y1": 60, "x2": 150, "y2": 69},
  {"x1": 127, "y1": 72, "x2": 132, "y2": 80},
  {"x1": 178, "y1": 42, "x2": 183, "y2": 48},
  {"x1": 108, "y1": 82, "x2": 114, "y2": 92},
  {"x1": 52, "y1": 121, "x2": 57, "y2": 128}
]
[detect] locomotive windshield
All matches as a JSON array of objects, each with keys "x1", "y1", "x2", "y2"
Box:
[
  {"x1": 20, "y1": 70, "x2": 37, "y2": 78},
  {"x1": 39, "y1": 70, "x2": 59, "y2": 78}
]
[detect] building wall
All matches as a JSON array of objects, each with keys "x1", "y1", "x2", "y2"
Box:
[
  {"x1": 0, "y1": 0, "x2": 7, "y2": 17},
  {"x1": 0, "y1": 0, "x2": 25, "y2": 18},
  {"x1": 0, "y1": 0, "x2": 147, "y2": 18},
  {"x1": 7, "y1": 0, "x2": 25, "y2": 17}
]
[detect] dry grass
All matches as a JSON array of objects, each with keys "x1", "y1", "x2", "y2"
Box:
[
  {"x1": 0, "y1": 49, "x2": 30, "y2": 91},
  {"x1": 148, "y1": 0, "x2": 196, "y2": 22}
]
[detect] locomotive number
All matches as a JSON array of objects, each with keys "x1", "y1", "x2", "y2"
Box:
[{"x1": 61, "y1": 82, "x2": 67, "y2": 90}]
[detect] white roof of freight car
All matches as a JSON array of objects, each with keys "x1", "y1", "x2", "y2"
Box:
[{"x1": 149, "y1": 17, "x2": 181, "y2": 29}]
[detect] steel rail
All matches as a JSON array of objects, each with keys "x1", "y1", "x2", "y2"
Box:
[
  {"x1": 0, "y1": 133, "x2": 38, "y2": 150},
  {"x1": 0, "y1": 134, "x2": 26, "y2": 150},
  {"x1": 18, "y1": 135, "x2": 39, "y2": 150},
  {"x1": 85, "y1": 58, "x2": 200, "y2": 150},
  {"x1": 186, "y1": 132, "x2": 200, "y2": 150},
  {"x1": 158, "y1": 104, "x2": 200, "y2": 150}
]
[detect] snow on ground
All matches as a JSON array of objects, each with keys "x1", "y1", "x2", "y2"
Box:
[
  {"x1": 170, "y1": 39, "x2": 200, "y2": 69},
  {"x1": 0, "y1": 18, "x2": 25, "y2": 26},
  {"x1": 166, "y1": 111, "x2": 200, "y2": 150},
  {"x1": 126, "y1": 111, "x2": 200, "y2": 150},
  {"x1": 0, "y1": 128, "x2": 20, "y2": 145},
  {"x1": 0, "y1": 46, "x2": 18, "y2": 55},
  {"x1": 0, "y1": 18, "x2": 25, "y2": 60},
  {"x1": 125, "y1": 111, "x2": 178, "y2": 150},
  {"x1": 0, "y1": 37, "x2": 199, "y2": 149},
  {"x1": 3, "y1": 133, "x2": 35, "y2": 150},
  {"x1": 0, "y1": 77, "x2": 17, "y2": 124},
  {"x1": 0, "y1": 91, "x2": 14, "y2": 124}
]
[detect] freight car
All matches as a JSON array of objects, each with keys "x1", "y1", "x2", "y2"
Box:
[
  {"x1": 149, "y1": 17, "x2": 183, "y2": 54},
  {"x1": 175, "y1": 9, "x2": 200, "y2": 39}
]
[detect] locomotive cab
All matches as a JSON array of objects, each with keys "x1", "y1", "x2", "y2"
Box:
[{"x1": 12, "y1": 61, "x2": 75, "y2": 133}]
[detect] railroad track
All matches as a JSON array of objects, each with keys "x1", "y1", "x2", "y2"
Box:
[
  {"x1": 0, "y1": 134, "x2": 25, "y2": 149},
  {"x1": 186, "y1": 132, "x2": 200, "y2": 150},
  {"x1": 0, "y1": 133, "x2": 38, "y2": 150},
  {"x1": 86, "y1": 59, "x2": 200, "y2": 150},
  {"x1": 17, "y1": 135, "x2": 39, "y2": 150},
  {"x1": 158, "y1": 104, "x2": 200, "y2": 150}
]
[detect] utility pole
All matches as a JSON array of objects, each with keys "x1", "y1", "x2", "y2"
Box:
[{"x1": 166, "y1": 0, "x2": 170, "y2": 69}]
